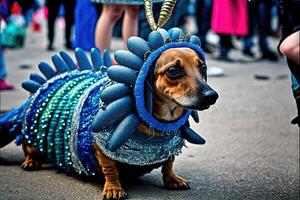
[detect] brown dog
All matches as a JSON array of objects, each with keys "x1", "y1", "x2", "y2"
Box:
[{"x1": 21, "y1": 47, "x2": 218, "y2": 200}]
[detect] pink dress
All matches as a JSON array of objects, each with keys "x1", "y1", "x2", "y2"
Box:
[{"x1": 211, "y1": 0, "x2": 248, "y2": 36}]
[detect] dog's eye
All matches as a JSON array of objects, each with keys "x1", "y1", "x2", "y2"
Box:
[
  {"x1": 200, "y1": 63, "x2": 207, "y2": 75},
  {"x1": 199, "y1": 63, "x2": 207, "y2": 81},
  {"x1": 165, "y1": 66, "x2": 185, "y2": 79}
]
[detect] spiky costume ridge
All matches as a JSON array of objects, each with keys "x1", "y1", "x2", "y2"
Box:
[{"x1": 0, "y1": 27, "x2": 207, "y2": 176}]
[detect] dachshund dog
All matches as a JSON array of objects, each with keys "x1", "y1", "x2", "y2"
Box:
[
  {"x1": 0, "y1": 28, "x2": 218, "y2": 199},
  {"x1": 91, "y1": 47, "x2": 218, "y2": 199}
]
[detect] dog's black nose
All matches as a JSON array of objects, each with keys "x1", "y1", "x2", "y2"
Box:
[{"x1": 204, "y1": 90, "x2": 218, "y2": 104}]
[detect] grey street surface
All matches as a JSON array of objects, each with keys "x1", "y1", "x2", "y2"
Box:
[{"x1": 0, "y1": 26, "x2": 299, "y2": 200}]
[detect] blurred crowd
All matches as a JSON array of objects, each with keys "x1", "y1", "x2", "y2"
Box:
[
  {"x1": 0, "y1": 0, "x2": 299, "y2": 125},
  {"x1": 0, "y1": 0, "x2": 285, "y2": 57}
]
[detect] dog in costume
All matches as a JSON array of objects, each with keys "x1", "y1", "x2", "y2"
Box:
[{"x1": 0, "y1": 26, "x2": 218, "y2": 199}]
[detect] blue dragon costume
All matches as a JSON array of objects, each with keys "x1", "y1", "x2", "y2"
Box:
[{"x1": 0, "y1": 27, "x2": 207, "y2": 177}]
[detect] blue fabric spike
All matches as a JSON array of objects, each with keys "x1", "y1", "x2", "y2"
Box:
[
  {"x1": 114, "y1": 50, "x2": 143, "y2": 70},
  {"x1": 100, "y1": 83, "x2": 131, "y2": 103},
  {"x1": 168, "y1": 27, "x2": 184, "y2": 41},
  {"x1": 127, "y1": 36, "x2": 151, "y2": 59},
  {"x1": 75, "y1": 48, "x2": 93, "y2": 70},
  {"x1": 191, "y1": 110, "x2": 200, "y2": 123},
  {"x1": 51, "y1": 54, "x2": 69, "y2": 73},
  {"x1": 38, "y1": 62, "x2": 57, "y2": 79},
  {"x1": 189, "y1": 35, "x2": 201, "y2": 46},
  {"x1": 148, "y1": 31, "x2": 165, "y2": 50},
  {"x1": 22, "y1": 80, "x2": 41, "y2": 93},
  {"x1": 30, "y1": 73, "x2": 46, "y2": 84},
  {"x1": 108, "y1": 114, "x2": 140, "y2": 151},
  {"x1": 157, "y1": 28, "x2": 170, "y2": 42},
  {"x1": 91, "y1": 48, "x2": 102, "y2": 71},
  {"x1": 91, "y1": 96, "x2": 134, "y2": 132},
  {"x1": 103, "y1": 49, "x2": 112, "y2": 67},
  {"x1": 59, "y1": 51, "x2": 78, "y2": 70},
  {"x1": 107, "y1": 65, "x2": 137, "y2": 86},
  {"x1": 181, "y1": 125, "x2": 205, "y2": 144}
]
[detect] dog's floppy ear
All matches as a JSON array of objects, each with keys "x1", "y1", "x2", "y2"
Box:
[{"x1": 144, "y1": 63, "x2": 156, "y2": 114}]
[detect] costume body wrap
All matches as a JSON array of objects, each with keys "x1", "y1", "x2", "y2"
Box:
[
  {"x1": 15, "y1": 70, "x2": 184, "y2": 176},
  {"x1": 0, "y1": 27, "x2": 207, "y2": 177}
]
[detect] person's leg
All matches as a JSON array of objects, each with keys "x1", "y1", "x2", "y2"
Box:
[
  {"x1": 63, "y1": 0, "x2": 75, "y2": 49},
  {"x1": 122, "y1": 5, "x2": 139, "y2": 47},
  {"x1": 218, "y1": 34, "x2": 232, "y2": 60},
  {"x1": 195, "y1": 0, "x2": 205, "y2": 42},
  {"x1": 243, "y1": 36, "x2": 255, "y2": 57},
  {"x1": 195, "y1": 0, "x2": 212, "y2": 48},
  {"x1": 291, "y1": 73, "x2": 300, "y2": 126},
  {"x1": 47, "y1": 1, "x2": 60, "y2": 50},
  {"x1": 95, "y1": 4, "x2": 124, "y2": 51},
  {"x1": 257, "y1": 1, "x2": 278, "y2": 61},
  {"x1": 243, "y1": 1, "x2": 255, "y2": 57}
]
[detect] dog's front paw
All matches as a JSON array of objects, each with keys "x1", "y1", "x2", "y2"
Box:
[
  {"x1": 163, "y1": 174, "x2": 190, "y2": 190},
  {"x1": 102, "y1": 183, "x2": 127, "y2": 200},
  {"x1": 21, "y1": 158, "x2": 41, "y2": 170}
]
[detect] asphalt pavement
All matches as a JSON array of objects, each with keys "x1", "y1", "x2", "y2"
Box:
[{"x1": 0, "y1": 24, "x2": 299, "y2": 200}]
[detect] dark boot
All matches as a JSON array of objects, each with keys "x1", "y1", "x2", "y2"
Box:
[{"x1": 291, "y1": 88, "x2": 300, "y2": 127}]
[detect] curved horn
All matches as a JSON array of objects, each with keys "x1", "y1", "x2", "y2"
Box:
[
  {"x1": 144, "y1": 0, "x2": 158, "y2": 31},
  {"x1": 157, "y1": 0, "x2": 177, "y2": 27}
]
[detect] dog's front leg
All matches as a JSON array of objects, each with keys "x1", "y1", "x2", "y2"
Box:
[
  {"x1": 162, "y1": 155, "x2": 190, "y2": 190},
  {"x1": 93, "y1": 144, "x2": 127, "y2": 200}
]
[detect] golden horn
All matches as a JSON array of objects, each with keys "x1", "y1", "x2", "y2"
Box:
[
  {"x1": 157, "y1": 0, "x2": 176, "y2": 27},
  {"x1": 144, "y1": 0, "x2": 158, "y2": 31}
]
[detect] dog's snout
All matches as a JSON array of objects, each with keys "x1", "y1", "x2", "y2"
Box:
[
  {"x1": 204, "y1": 90, "x2": 218, "y2": 104},
  {"x1": 202, "y1": 90, "x2": 219, "y2": 105}
]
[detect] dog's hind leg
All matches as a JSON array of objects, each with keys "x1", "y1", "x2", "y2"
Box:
[
  {"x1": 21, "y1": 143, "x2": 42, "y2": 170},
  {"x1": 162, "y1": 155, "x2": 190, "y2": 190},
  {"x1": 93, "y1": 143, "x2": 127, "y2": 200}
]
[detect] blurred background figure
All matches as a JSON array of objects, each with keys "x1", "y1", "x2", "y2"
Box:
[
  {"x1": 73, "y1": 0, "x2": 101, "y2": 50},
  {"x1": 93, "y1": 0, "x2": 163, "y2": 52},
  {"x1": 194, "y1": 0, "x2": 215, "y2": 53},
  {"x1": 0, "y1": 0, "x2": 14, "y2": 90},
  {"x1": 243, "y1": 0, "x2": 278, "y2": 61},
  {"x1": 46, "y1": 0, "x2": 76, "y2": 51},
  {"x1": 10, "y1": 0, "x2": 38, "y2": 27},
  {"x1": 0, "y1": 33, "x2": 14, "y2": 90},
  {"x1": 275, "y1": 0, "x2": 300, "y2": 126},
  {"x1": 211, "y1": 0, "x2": 248, "y2": 61}
]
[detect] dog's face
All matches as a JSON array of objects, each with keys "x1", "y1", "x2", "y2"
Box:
[{"x1": 154, "y1": 48, "x2": 218, "y2": 110}]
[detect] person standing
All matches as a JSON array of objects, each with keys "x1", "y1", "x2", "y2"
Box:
[
  {"x1": 243, "y1": 0, "x2": 278, "y2": 61},
  {"x1": 195, "y1": 0, "x2": 215, "y2": 53},
  {"x1": 211, "y1": 0, "x2": 248, "y2": 61},
  {"x1": 275, "y1": 0, "x2": 300, "y2": 126},
  {"x1": 93, "y1": 0, "x2": 163, "y2": 52},
  {"x1": 46, "y1": 0, "x2": 76, "y2": 50},
  {"x1": 0, "y1": 0, "x2": 14, "y2": 90}
]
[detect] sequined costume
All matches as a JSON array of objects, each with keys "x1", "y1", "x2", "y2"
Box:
[{"x1": 0, "y1": 27, "x2": 207, "y2": 177}]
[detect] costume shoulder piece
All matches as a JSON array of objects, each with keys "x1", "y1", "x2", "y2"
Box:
[{"x1": 10, "y1": 27, "x2": 207, "y2": 176}]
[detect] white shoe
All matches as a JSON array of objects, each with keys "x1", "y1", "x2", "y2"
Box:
[{"x1": 207, "y1": 66, "x2": 224, "y2": 77}]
